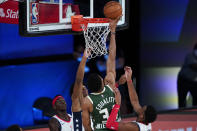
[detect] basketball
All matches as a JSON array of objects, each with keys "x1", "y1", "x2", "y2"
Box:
[{"x1": 103, "y1": 1, "x2": 122, "y2": 19}]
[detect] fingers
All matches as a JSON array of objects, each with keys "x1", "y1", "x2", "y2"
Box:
[
  {"x1": 124, "y1": 66, "x2": 131, "y2": 71},
  {"x1": 124, "y1": 66, "x2": 132, "y2": 79},
  {"x1": 84, "y1": 48, "x2": 92, "y2": 58},
  {"x1": 124, "y1": 67, "x2": 132, "y2": 74},
  {"x1": 115, "y1": 14, "x2": 122, "y2": 22},
  {"x1": 109, "y1": 15, "x2": 122, "y2": 32},
  {"x1": 109, "y1": 14, "x2": 122, "y2": 23}
]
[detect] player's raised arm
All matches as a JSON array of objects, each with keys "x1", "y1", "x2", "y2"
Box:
[
  {"x1": 71, "y1": 49, "x2": 89, "y2": 112},
  {"x1": 104, "y1": 16, "x2": 121, "y2": 87},
  {"x1": 124, "y1": 66, "x2": 143, "y2": 115}
]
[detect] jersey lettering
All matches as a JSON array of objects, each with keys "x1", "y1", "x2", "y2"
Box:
[
  {"x1": 96, "y1": 97, "x2": 115, "y2": 111},
  {"x1": 89, "y1": 86, "x2": 121, "y2": 130}
]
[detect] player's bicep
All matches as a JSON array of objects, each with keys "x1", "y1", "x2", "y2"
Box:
[
  {"x1": 104, "y1": 72, "x2": 115, "y2": 88},
  {"x1": 132, "y1": 102, "x2": 142, "y2": 112},
  {"x1": 71, "y1": 84, "x2": 83, "y2": 112},
  {"x1": 71, "y1": 98, "x2": 81, "y2": 112},
  {"x1": 72, "y1": 82, "x2": 82, "y2": 99},
  {"x1": 48, "y1": 118, "x2": 60, "y2": 131}
]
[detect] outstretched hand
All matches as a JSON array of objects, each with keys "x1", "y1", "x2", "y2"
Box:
[
  {"x1": 109, "y1": 15, "x2": 122, "y2": 33},
  {"x1": 84, "y1": 48, "x2": 92, "y2": 58},
  {"x1": 124, "y1": 66, "x2": 132, "y2": 81}
]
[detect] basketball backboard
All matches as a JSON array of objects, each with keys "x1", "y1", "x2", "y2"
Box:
[{"x1": 19, "y1": 0, "x2": 129, "y2": 36}]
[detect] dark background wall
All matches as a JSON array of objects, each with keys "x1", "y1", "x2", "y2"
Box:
[{"x1": 140, "y1": 0, "x2": 197, "y2": 111}]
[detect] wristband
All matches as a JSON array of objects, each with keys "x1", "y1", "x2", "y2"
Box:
[
  {"x1": 115, "y1": 82, "x2": 119, "y2": 88},
  {"x1": 127, "y1": 80, "x2": 132, "y2": 83},
  {"x1": 114, "y1": 104, "x2": 120, "y2": 109}
]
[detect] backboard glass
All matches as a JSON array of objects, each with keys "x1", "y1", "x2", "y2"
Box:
[{"x1": 19, "y1": 0, "x2": 129, "y2": 36}]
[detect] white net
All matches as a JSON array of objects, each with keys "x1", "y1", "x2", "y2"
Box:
[{"x1": 81, "y1": 23, "x2": 110, "y2": 59}]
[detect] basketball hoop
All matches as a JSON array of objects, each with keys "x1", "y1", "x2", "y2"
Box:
[{"x1": 71, "y1": 15, "x2": 110, "y2": 59}]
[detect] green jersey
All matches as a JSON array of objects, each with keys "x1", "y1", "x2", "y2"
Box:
[{"x1": 87, "y1": 85, "x2": 121, "y2": 131}]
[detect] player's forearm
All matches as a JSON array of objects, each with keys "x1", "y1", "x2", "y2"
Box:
[
  {"x1": 127, "y1": 80, "x2": 141, "y2": 112},
  {"x1": 82, "y1": 118, "x2": 92, "y2": 131},
  {"x1": 82, "y1": 103, "x2": 93, "y2": 131},
  {"x1": 84, "y1": 126, "x2": 92, "y2": 131},
  {"x1": 75, "y1": 55, "x2": 87, "y2": 84},
  {"x1": 109, "y1": 33, "x2": 116, "y2": 62},
  {"x1": 106, "y1": 104, "x2": 120, "y2": 130},
  {"x1": 107, "y1": 33, "x2": 116, "y2": 75},
  {"x1": 72, "y1": 55, "x2": 87, "y2": 99}
]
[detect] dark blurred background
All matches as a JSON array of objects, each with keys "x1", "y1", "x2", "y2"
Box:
[{"x1": 1, "y1": 0, "x2": 197, "y2": 130}]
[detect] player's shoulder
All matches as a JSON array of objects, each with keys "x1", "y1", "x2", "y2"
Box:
[
  {"x1": 134, "y1": 121, "x2": 152, "y2": 131},
  {"x1": 49, "y1": 117, "x2": 60, "y2": 127},
  {"x1": 105, "y1": 84, "x2": 114, "y2": 93},
  {"x1": 49, "y1": 117, "x2": 58, "y2": 122}
]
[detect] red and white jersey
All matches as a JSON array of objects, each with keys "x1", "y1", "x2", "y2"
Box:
[
  {"x1": 53, "y1": 114, "x2": 73, "y2": 131},
  {"x1": 135, "y1": 122, "x2": 152, "y2": 131}
]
